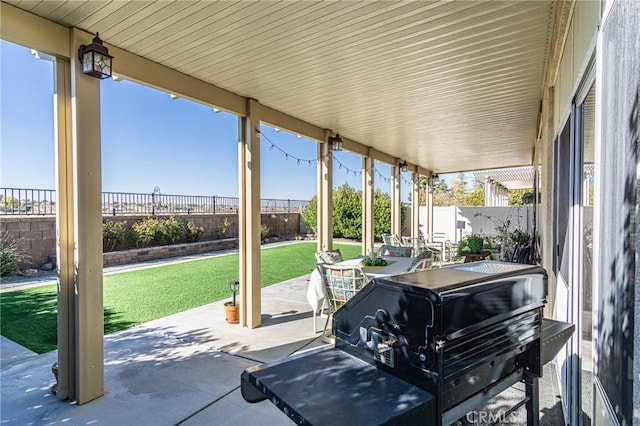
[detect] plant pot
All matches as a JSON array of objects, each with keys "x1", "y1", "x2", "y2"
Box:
[{"x1": 224, "y1": 301, "x2": 239, "y2": 324}]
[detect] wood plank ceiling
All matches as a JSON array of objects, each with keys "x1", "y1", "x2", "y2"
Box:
[{"x1": 7, "y1": 0, "x2": 555, "y2": 174}]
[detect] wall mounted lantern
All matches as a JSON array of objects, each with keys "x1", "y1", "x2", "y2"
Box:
[
  {"x1": 432, "y1": 173, "x2": 440, "y2": 184},
  {"x1": 399, "y1": 160, "x2": 408, "y2": 172},
  {"x1": 329, "y1": 132, "x2": 344, "y2": 151},
  {"x1": 78, "y1": 33, "x2": 113, "y2": 79}
]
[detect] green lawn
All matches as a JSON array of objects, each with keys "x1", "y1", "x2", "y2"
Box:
[{"x1": 0, "y1": 242, "x2": 361, "y2": 354}]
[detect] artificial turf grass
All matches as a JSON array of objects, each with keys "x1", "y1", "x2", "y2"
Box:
[{"x1": 0, "y1": 242, "x2": 361, "y2": 353}]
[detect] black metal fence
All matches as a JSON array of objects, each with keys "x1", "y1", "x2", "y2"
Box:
[{"x1": 0, "y1": 188, "x2": 309, "y2": 216}]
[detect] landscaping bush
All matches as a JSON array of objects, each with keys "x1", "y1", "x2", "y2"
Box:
[
  {"x1": 158, "y1": 216, "x2": 185, "y2": 244},
  {"x1": 185, "y1": 221, "x2": 204, "y2": 242},
  {"x1": 131, "y1": 218, "x2": 161, "y2": 246},
  {"x1": 260, "y1": 224, "x2": 271, "y2": 240},
  {"x1": 130, "y1": 216, "x2": 202, "y2": 247},
  {"x1": 0, "y1": 232, "x2": 31, "y2": 276},
  {"x1": 301, "y1": 197, "x2": 318, "y2": 234},
  {"x1": 102, "y1": 220, "x2": 128, "y2": 252}
]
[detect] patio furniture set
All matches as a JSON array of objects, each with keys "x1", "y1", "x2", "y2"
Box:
[{"x1": 307, "y1": 246, "x2": 435, "y2": 337}]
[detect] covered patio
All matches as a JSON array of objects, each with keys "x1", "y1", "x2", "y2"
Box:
[
  {"x1": 1, "y1": 1, "x2": 638, "y2": 424},
  {"x1": 1, "y1": 265, "x2": 565, "y2": 425}
]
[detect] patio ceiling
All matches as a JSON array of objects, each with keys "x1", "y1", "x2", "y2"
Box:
[{"x1": 7, "y1": 0, "x2": 555, "y2": 174}]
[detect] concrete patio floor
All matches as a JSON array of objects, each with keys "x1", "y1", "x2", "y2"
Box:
[{"x1": 1, "y1": 270, "x2": 566, "y2": 425}]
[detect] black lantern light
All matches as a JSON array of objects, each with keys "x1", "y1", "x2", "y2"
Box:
[
  {"x1": 399, "y1": 160, "x2": 408, "y2": 172},
  {"x1": 329, "y1": 132, "x2": 343, "y2": 151},
  {"x1": 432, "y1": 173, "x2": 440, "y2": 184},
  {"x1": 78, "y1": 33, "x2": 113, "y2": 79}
]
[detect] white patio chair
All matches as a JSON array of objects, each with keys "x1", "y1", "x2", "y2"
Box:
[
  {"x1": 407, "y1": 250, "x2": 434, "y2": 272},
  {"x1": 382, "y1": 233, "x2": 403, "y2": 246},
  {"x1": 317, "y1": 263, "x2": 369, "y2": 339}
]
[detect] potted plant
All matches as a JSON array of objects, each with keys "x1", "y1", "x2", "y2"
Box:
[
  {"x1": 224, "y1": 280, "x2": 240, "y2": 324},
  {"x1": 457, "y1": 234, "x2": 485, "y2": 255}
]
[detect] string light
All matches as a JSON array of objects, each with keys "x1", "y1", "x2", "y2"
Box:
[
  {"x1": 332, "y1": 153, "x2": 362, "y2": 177},
  {"x1": 258, "y1": 129, "x2": 408, "y2": 183},
  {"x1": 258, "y1": 129, "x2": 316, "y2": 166}
]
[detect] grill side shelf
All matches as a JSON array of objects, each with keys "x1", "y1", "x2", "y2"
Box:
[
  {"x1": 541, "y1": 318, "x2": 575, "y2": 365},
  {"x1": 241, "y1": 347, "x2": 436, "y2": 425}
]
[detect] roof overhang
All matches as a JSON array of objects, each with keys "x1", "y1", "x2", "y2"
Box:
[{"x1": 3, "y1": 0, "x2": 556, "y2": 173}]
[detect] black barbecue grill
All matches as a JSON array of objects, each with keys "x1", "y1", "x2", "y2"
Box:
[{"x1": 241, "y1": 261, "x2": 574, "y2": 425}]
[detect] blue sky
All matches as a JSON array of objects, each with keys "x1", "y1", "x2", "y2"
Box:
[{"x1": 1, "y1": 40, "x2": 413, "y2": 201}]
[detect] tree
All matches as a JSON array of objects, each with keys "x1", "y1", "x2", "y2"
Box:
[
  {"x1": 508, "y1": 188, "x2": 531, "y2": 206},
  {"x1": 433, "y1": 179, "x2": 452, "y2": 206},
  {"x1": 2, "y1": 196, "x2": 19, "y2": 211},
  {"x1": 300, "y1": 183, "x2": 401, "y2": 241},
  {"x1": 417, "y1": 176, "x2": 428, "y2": 206},
  {"x1": 301, "y1": 196, "x2": 318, "y2": 233},
  {"x1": 463, "y1": 180, "x2": 485, "y2": 206},
  {"x1": 333, "y1": 183, "x2": 362, "y2": 239},
  {"x1": 449, "y1": 174, "x2": 467, "y2": 205}
]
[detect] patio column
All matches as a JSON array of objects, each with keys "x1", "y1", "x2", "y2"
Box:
[
  {"x1": 238, "y1": 98, "x2": 261, "y2": 328},
  {"x1": 426, "y1": 174, "x2": 434, "y2": 241},
  {"x1": 411, "y1": 171, "x2": 420, "y2": 241},
  {"x1": 317, "y1": 131, "x2": 333, "y2": 251},
  {"x1": 54, "y1": 58, "x2": 76, "y2": 401},
  {"x1": 485, "y1": 178, "x2": 493, "y2": 206},
  {"x1": 362, "y1": 155, "x2": 375, "y2": 255},
  {"x1": 62, "y1": 28, "x2": 104, "y2": 404},
  {"x1": 391, "y1": 163, "x2": 401, "y2": 237}
]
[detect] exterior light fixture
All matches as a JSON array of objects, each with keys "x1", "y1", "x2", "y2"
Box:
[
  {"x1": 432, "y1": 173, "x2": 440, "y2": 183},
  {"x1": 78, "y1": 33, "x2": 113, "y2": 79},
  {"x1": 329, "y1": 132, "x2": 343, "y2": 151},
  {"x1": 399, "y1": 161, "x2": 408, "y2": 172}
]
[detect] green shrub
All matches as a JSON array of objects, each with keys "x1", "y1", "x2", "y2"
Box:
[
  {"x1": 301, "y1": 197, "x2": 317, "y2": 234},
  {"x1": 132, "y1": 218, "x2": 161, "y2": 246},
  {"x1": 159, "y1": 216, "x2": 185, "y2": 244},
  {"x1": 260, "y1": 224, "x2": 271, "y2": 240},
  {"x1": 102, "y1": 221, "x2": 127, "y2": 252},
  {"x1": 0, "y1": 233, "x2": 31, "y2": 276},
  {"x1": 300, "y1": 184, "x2": 400, "y2": 241},
  {"x1": 185, "y1": 221, "x2": 204, "y2": 242},
  {"x1": 131, "y1": 216, "x2": 198, "y2": 247}
]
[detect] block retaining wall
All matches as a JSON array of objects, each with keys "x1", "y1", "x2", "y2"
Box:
[
  {"x1": 102, "y1": 238, "x2": 237, "y2": 267},
  {"x1": 1, "y1": 212, "x2": 300, "y2": 268}
]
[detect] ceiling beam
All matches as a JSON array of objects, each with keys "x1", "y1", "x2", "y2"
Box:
[
  {"x1": 0, "y1": 3, "x2": 69, "y2": 59},
  {"x1": 260, "y1": 107, "x2": 324, "y2": 142}
]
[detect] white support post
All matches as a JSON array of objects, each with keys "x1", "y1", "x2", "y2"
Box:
[
  {"x1": 238, "y1": 98, "x2": 261, "y2": 328},
  {"x1": 411, "y1": 172, "x2": 420, "y2": 241},
  {"x1": 54, "y1": 58, "x2": 75, "y2": 401},
  {"x1": 318, "y1": 131, "x2": 333, "y2": 250},
  {"x1": 427, "y1": 175, "x2": 434, "y2": 241},
  {"x1": 391, "y1": 164, "x2": 401, "y2": 237},
  {"x1": 362, "y1": 155, "x2": 375, "y2": 255},
  {"x1": 69, "y1": 28, "x2": 104, "y2": 404}
]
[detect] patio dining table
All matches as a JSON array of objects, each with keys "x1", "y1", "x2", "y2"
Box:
[{"x1": 306, "y1": 256, "x2": 413, "y2": 313}]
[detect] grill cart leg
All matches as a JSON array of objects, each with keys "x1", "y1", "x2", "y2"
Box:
[{"x1": 524, "y1": 373, "x2": 540, "y2": 426}]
